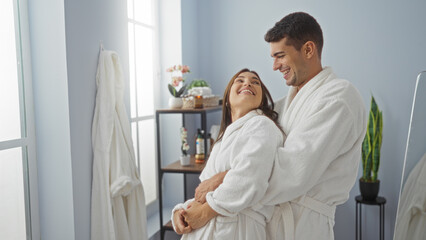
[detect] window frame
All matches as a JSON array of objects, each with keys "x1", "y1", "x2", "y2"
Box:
[
  {"x1": 127, "y1": 0, "x2": 161, "y2": 218},
  {"x1": 0, "y1": 0, "x2": 40, "y2": 239}
]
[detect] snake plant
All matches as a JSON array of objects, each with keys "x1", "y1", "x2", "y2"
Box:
[{"x1": 361, "y1": 96, "x2": 383, "y2": 182}]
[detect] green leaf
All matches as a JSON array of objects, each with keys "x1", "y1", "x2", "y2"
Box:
[
  {"x1": 176, "y1": 85, "x2": 186, "y2": 97},
  {"x1": 362, "y1": 127, "x2": 372, "y2": 180},
  {"x1": 379, "y1": 111, "x2": 383, "y2": 148},
  {"x1": 362, "y1": 136, "x2": 367, "y2": 164},
  {"x1": 372, "y1": 134, "x2": 380, "y2": 181},
  {"x1": 362, "y1": 95, "x2": 383, "y2": 182},
  {"x1": 368, "y1": 110, "x2": 375, "y2": 147},
  {"x1": 365, "y1": 132, "x2": 372, "y2": 181},
  {"x1": 371, "y1": 96, "x2": 378, "y2": 117},
  {"x1": 362, "y1": 134, "x2": 371, "y2": 174},
  {"x1": 168, "y1": 84, "x2": 177, "y2": 97}
]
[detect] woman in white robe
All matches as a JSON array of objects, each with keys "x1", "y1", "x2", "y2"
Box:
[{"x1": 171, "y1": 69, "x2": 284, "y2": 239}]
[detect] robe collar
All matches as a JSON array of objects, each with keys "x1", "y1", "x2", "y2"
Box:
[
  {"x1": 282, "y1": 67, "x2": 336, "y2": 131},
  {"x1": 222, "y1": 109, "x2": 263, "y2": 142}
]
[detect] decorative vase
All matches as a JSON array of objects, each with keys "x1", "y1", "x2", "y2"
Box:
[
  {"x1": 359, "y1": 178, "x2": 380, "y2": 201},
  {"x1": 180, "y1": 155, "x2": 190, "y2": 166},
  {"x1": 168, "y1": 97, "x2": 183, "y2": 109}
]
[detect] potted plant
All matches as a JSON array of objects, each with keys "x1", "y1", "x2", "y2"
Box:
[
  {"x1": 188, "y1": 79, "x2": 209, "y2": 90},
  {"x1": 166, "y1": 64, "x2": 190, "y2": 108},
  {"x1": 180, "y1": 127, "x2": 190, "y2": 166},
  {"x1": 360, "y1": 95, "x2": 383, "y2": 200}
]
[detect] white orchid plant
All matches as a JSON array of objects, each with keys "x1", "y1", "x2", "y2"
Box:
[
  {"x1": 180, "y1": 127, "x2": 190, "y2": 156},
  {"x1": 166, "y1": 64, "x2": 190, "y2": 97}
]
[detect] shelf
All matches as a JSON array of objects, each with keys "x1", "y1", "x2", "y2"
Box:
[
  {"x1": 161, "y1": 155, "x2": 207, "y2": 173},
  {"x1": 156, "y1": 105, "x2": 222, "y2": 114},
  {"x1": 156, "y1": 105, "x2": 220, "y2": 240}
]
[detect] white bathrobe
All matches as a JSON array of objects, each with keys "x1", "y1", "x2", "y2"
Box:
[
  {"x1": 263, "y1": 67, "x2": 367, "y2": 240},
  {"x1": 172, "y1": 110, "x2": 284, "y2": 240},
  {"x1": 394, "y1": 153, "x2": 426, "y2": 240},
  {"x1": 91, "y1": 49, "x2": 148, "y2": 240}
]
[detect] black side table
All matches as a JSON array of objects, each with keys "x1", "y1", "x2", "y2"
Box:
[{"x1": 355, "y1": 195, "x2": 386, "y2": 240}]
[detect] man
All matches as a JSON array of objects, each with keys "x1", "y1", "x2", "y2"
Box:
[{"x1": 181, "y1": 12, "x2": 367, "y2": 239}]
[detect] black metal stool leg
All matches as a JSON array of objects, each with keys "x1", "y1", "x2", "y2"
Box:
[
  {"x1": 380, "y1": 204, "x2": 385, "y2": 240},
  {"x1": 355, "y1": 196, "x2": 386, "y2": 240},
  {"x1": 356, "y1": 202, "x2": 358, "y2": 240},
  {"x1": 360, "y1": 203, "x2": 362, "y2": 240}
]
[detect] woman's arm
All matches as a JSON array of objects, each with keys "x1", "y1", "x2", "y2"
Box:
[
  {"x1": 182, "y1": 201, "x2": 219, "y2": 230},
  {"x1": 171, "y1": 198, "x2": 194, "y2": 234},
  {"x1": 205, "y1": 117, "x2": 283, "y2": 217},
  {"x1": 194, "y1": 171, "x2": 228, "y2": 203},
  {"x1": 183, "y1": 117, "x2": 283, "y2": 230},
  {"x1": 173, "y1": 209, "x2": 192, "y2": 234}
]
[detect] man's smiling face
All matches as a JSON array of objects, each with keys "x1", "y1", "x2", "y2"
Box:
[{"x1": 270, "y1": 37, "x2": 310, "y2": 89}]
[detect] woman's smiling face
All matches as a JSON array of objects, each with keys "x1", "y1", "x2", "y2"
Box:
[{"x1": 229, "y1": 71, "x2": 263, "y2": 115}]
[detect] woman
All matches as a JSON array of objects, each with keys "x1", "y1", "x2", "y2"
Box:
[{"x1": 171, "y1": 68, "x2": 284, "y2": 239}]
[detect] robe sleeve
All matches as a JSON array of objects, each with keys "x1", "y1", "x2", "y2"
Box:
[
  {"x1": 205, "y1": 116, "x2": 283, "y2": 217},
  {"x1": 261, "y1": 97, "x2": 363, "y2": 205},
  {"x1": 199, "y1": 142, "x2": 221, "y2": 181}
]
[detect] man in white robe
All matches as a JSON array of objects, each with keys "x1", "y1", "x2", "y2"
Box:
[{"x1": 193, "y1": 12, "x2": 367, "y2": 240}]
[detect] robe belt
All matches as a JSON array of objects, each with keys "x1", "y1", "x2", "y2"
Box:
[
  {"x1": 291, "y1": 196, "x2": 336, "y2": 219},
  {"x1": 240, "y1": 209, "x2": 266, "y2": 227},
  {"x1": 272, "y1": 196, "x2": 335, "y2": 240}
]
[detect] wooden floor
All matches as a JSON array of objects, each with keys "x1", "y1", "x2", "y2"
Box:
[{"x1": 149, "y1": 230, "x2": 181, "y2": 240}]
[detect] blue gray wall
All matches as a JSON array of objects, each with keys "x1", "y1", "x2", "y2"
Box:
[
  {"x1": 30, "y1": 0, "x2": 129, "y2": 239},
  {"x1": 64, "y1": 0, "x2": 129, "y2": 239},
  {"x1": 28, "y1": 0, "x2": 75, "y2": 239},
  {"x1": 181, "y1": 0, "x2": 426, "y2": 239}
]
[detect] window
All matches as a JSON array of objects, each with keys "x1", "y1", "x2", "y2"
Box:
[
  {"x1": 127, "y1": 0, "x2": 159, "y2": 208},
  {"x1": 0, "y1": 0, "x2": 38, "y2": 239}
]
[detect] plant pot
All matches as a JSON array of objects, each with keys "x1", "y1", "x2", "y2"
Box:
[
  {"x1": 359, "y1": 179, "x2": 380, "y2": 201},
  {"x1": 168, "y1": 97, "x2": 183, "y2": 109},
  {"x1": 180, "y1": 155, "x2": 190, "y2": 166}
]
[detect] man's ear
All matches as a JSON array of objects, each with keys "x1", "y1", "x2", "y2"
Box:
[{"x1": 303, "y1": 41, "x2": 316, "y2": 59}]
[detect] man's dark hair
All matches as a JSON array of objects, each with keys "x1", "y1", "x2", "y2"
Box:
[{"x1": 265, "y1": 12, "x2": 323, "y2": 58}]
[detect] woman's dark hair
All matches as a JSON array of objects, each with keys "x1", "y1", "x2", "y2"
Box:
[
  {"x1": 264, "y1": 12, "x2": 323, "y2": 58},
  {"x1": 215, "y1": 68, "x2": 283, "y2": 144}
]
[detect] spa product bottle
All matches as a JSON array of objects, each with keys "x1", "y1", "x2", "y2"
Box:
[{"x1": 195, "y1": 129, "x2": 205, "y2": 163}]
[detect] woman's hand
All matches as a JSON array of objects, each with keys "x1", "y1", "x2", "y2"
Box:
[
  {"x1": 173, "y1": 209, "x2": 192, "y2": 235},
  {"x1": 183, "y1": 201, "x2": 218, "y2": 230},
  {"x1": 195, "y1": 171, "x2": 228, "y2": 203}
]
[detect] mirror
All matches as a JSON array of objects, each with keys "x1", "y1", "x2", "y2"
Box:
[{"x1": 394, "y1": 71, "x2": 426, "y2": 240}]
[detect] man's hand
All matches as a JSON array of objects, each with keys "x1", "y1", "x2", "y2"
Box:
[
  {"x1": 173, "y1": 209, "x2": 192, "y2": 235},
  {"x1": 183, "y1": 201, "x2": 218, "y2": 230},
  {"x1": 195, "y1": 171, "x2": 228, "y2": 203}
]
